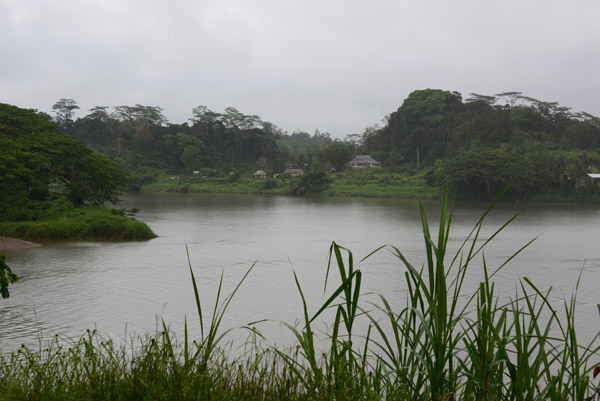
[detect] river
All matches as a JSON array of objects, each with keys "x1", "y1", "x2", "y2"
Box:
[{"x1": 1, "y1": 193, "x2": 600, "y2": 352}]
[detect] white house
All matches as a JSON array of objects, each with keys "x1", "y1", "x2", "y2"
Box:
[
  {"x1": 253, "y1": 170, "x2": 267, "y2": 179},
  {"x1": 283, "y1": 168, "x2": 305, "y2": 177},
  {"x1": 347, "y1": 155, "x2": 381, "y2": 168}
]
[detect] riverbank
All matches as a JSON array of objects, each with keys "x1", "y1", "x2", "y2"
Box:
[
  {"x1": 0, "y1": 237, "x2": 41, "y2": 250},
  {"x1": 139, "y1": 169, "x2": 600, "y2": 203},
  {"x1": 0, "y1": 205, "x2": 156, "y2": 241},
  {"x1": 140, "y1": 169, "x2": 443, "y2": 199}
]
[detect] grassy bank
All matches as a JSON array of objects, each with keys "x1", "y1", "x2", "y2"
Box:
[
  {"x1": 323, "y1": 168, "x2": 442, "y2": 198},
  {"x1": 141, "y1": 169, "x2": 442, "y2": 199},
  {"x1": 1, "y1": 189, "x2": 599, "y2": 400},
  {"x1": 140, "y1": 168, "x2": 600, "y2": 203},
  {"x1": 0, "y1": 204, "x2": 156, "y2": 241},
  {"x1": 142, "y1": 174, "x2": 272, "y2": 194}
]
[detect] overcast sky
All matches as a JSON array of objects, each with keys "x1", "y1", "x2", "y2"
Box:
[{"x1": 2, "y1": 0, "x2": 599, "y2": 138}]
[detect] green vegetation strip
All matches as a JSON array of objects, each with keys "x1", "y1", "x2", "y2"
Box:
[
  {"x1": 1, "y1": 190, "x2": 599, "y2": 400},
  {"x1": 142, "y1": 169, "x2": 443, "y2": 199},
  {"x1": 0, "y1": 206, "x2": 156, "y2": 240}
]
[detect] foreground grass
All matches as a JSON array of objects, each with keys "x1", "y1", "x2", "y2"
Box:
[
  {"x1": 0, "y1": 205, "x2": 156, "y2": 240},
  {"x1": 1, "y1": 188, "x2": 599, "y2": 400}
]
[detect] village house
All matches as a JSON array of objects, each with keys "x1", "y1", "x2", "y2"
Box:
[
  {"x1": 283, "y1": 168, "x2": 305, "y2": 177},
  {"x1": 347, "y1": 155, "x2": 381, "y2": 168},
  {"x1": 252, "y1": 170, "x2": 267, "y2": 179}
]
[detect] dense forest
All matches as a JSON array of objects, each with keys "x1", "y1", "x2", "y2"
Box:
[
  {"x1": 0, "y1": 103, "x2": 154, "y2": 239},
  {"x1": 0, "y1": 103, "x2": 129, "y2": 213},
  {"x1": 362, "y1": 90, "x2": 600, "y2": 200},
  {"x1": 48, "y1": 100, "x2": 356, "y2": 189},
  {"x1": 40, "y1": 89, "x2": 600, "y2": 201}
]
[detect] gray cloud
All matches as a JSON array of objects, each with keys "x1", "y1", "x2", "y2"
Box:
[{"x1": 2, "y1": 0, "x2": 600, "y2": 137}]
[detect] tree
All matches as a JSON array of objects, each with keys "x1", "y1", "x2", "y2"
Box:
[
  {"x1": 379, "y1": 89, "x2": 463, "y2": 169},
  {"x1": 0, "y1": 103, "x2": 130, "y2": 209},
  {"x1": 434, "y1": 143, "x2": 518, "y2": 197},
  {"x1": 494, "y1": 91, "x2": 523, "y2": 108},
  {"x1": 111, "y1": 105, "x2": 167, "y2": 126},
  {"x1": 344, "y1": 133, "x2": 362, "y2": 146},
  {"x1": 86, "y1": 106, "x2": 110, "y2": 122},
  {"x1": 325, "y1": 144, "x2": 352, "y2": 171},
  {"x1": 180, "y1": 145, "x2": 205, "y2": 171},
  {"x1": 190, "y1": 105, "x2": 221, "y2": 126},
  {"x1": 287, "y1": 163, "x2": 332, "y2": 195},
  {"x1": 52, "y1": 98, "x2": 79, "y2": 132},
  {"x1": 466, "y1": 93, "x2": 497, "y2": 106}
]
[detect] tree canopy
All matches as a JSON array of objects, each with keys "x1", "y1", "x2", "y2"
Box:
[
  {"x1": 362, "y1": 89, "x2": 600, "y2": 200},
  {"x1": 0, "y1": 103, "x2": 130, "y2": 210}
]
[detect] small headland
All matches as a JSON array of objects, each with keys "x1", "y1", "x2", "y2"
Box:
[{"x1": 0, "y1": 205, "x2": 156, "y2": 241}]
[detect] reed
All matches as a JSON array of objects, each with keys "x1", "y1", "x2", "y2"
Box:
[{"x1": 0, "y1": 188, "x2": 599, "y2": 400}]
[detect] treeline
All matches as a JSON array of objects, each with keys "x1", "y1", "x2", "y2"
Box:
[
  {"x1": 46, "y1": 90, "x2": 600, "y2": 201},
  {"x1": 362, "y1": 89, "x2": 600, "y2": 200},
  {"x1": 49, "y1": 100, "x2": 357, "y2": 189}
]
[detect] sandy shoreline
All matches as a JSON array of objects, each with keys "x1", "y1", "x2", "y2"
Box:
[{"x1": 0, "y1": 237, "x2": 41, "y2": 250}]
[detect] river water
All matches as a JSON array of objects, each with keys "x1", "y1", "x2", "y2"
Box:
[{"x1": 1, "y1": 193, "x2": 600, "y2": 352}]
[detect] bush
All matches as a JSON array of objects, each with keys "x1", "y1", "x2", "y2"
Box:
[
  {"x1": 259, "y1": 178, "x2": 278, "y2": 191},
  {"x1": 0, "y1": 206, "x2": 156, "y2": 240},
  {"x1": 286, "y1": 164, "x2": 332, "y2": 195},
  {"x1": 227, "y1": 172, "x2": 241, "y2": 183}
]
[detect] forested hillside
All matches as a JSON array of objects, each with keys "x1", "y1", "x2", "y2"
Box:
[{"x1": 362, "y1": 89, "x2": 600, "y2": 200}]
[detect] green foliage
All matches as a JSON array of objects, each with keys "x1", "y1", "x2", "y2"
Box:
[
  {"x1": 258, "y1": 178, "x2": 278, "y2": 191},
  {"x1": 286, "y1": 164, "x2": 332, "y2": 195},
  {"x1": 365, "y1": 89, "x2": 463, "y2": 169},
  {"x1": 27, "y1": 91, "x2": 600, "y2": 203},
  {"x1": 0, "y1": 204, "x2": 156, "y2": 240},
  {"x1": 72, "y1": 103, "x2": 283, "y2": 177},
  {"x1": 277, "y1": 129, "x2": 336, "y2": 152},
  {"x1": 324, "y1": 143, "x2": 352, "y2": 171},
  {"x1": 364, "y1": 89, "x2": 600, "y2": 201},
  {"x1": 434, "y1": 144, "x2": 600, "y2": 200},
  {"x1": 433, "y1": 142, "x2": 518, "y2": 196},
  {"x1": 0, "y1": 254, "x2": 19, "y2": 299},
  {"x1": 226, "y1": 172, "x2": 241, "y2": 183},
  {"x1": 323, "y1": 168, "x2": 441, "y2": 199},
  {"x1": 180, "y1": 145, "x2": 205, "y2": 171},
  {"x1": 0, "y1": 103, "x2": 130, "y2": 209},
  {"x1": 52, "y1": 98, "x2": 79, "y2": 132},
  {"x1": 141, "y1": 169, "x2": 442, "y2": 199}
]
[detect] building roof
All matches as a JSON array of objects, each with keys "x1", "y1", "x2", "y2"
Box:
[
  {"x1": 348, "y1": 155, "x2": 380, "y2": 164},
  {"x1": 588, "y1": 173, "x2": 600, "y2": 178},
  {"x1": 253, "y1": 170, "x2": 266, "y2": 176},
  {"x1": 283, "y1": 168, "x2": 304, "y2": 174}
]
